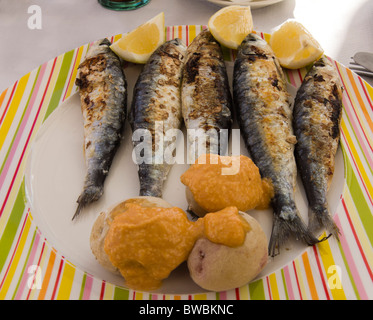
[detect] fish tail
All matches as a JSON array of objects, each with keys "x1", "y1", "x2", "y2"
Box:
[
  {"x1": 72, "y1": 185, "x2": 103, "y2": 220},
  {"x1": 308, "y1": 205, "x2": 340, "y2": 240},
  {"x1": 268, "y1": 211, "x2": 328, "y2": 257}
]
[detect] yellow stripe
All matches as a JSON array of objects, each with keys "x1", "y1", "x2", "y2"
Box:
[
  {"x1": 268, "y1": 273, "x2": 280, "y2": 300},
  {"x1": 188, "y1": 25, "x2": 197, "y2": 44},
  {"x1": 317, "y1": 234, "x2": 346, "y2": 300},
  {"x1": 293, "y1": 258, "x2": 308, "y2": 300},
  {"x1": 103, "y1": 281, "x2": 115, "y2": 300},
  {"x1": 0, "y1": 216, "x2": 32, "y2": 299},
  {"x1": 0, "y1": 73, "x2": 30, "y2": 151},
  {"x1": 238, "y1": 284, "x2": 249, "y2": 299},
  {"x1": 363, "y1": 78, "x2": 373, "y2": 104},
  {"x1": 56, "y1": 261, "x2": 76, "y2": 300},
  {"x1": 263, "y1": 32, "x2": 271, "y2": 43},
  {"x1": 63, "y1": 46, "x2": 84, "y2": 99},
  {"x1": 134, "y1": 291, "x2": 143, "y2": 300},
  {"x1": 193, "y1": 293, "x2": 207, "y2": 300},
  {"x1": 113, "y1": 33, "x2": 123, "y2": 42}
]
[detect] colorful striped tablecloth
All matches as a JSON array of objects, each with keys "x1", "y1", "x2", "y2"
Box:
[{"x1": 0, "y1": 25, "x2": 372, "y2": 300}]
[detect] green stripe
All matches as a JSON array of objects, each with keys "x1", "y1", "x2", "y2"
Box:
[
  {"x1": 78, "y1": 273, "x2": 87, "y2": 300},
  {"x1": 0, "y1": 67, "x2": 41, "y2": 177},
  {"x1": 11, "y1": 228, "x2": 37, "y2": 300},
  {"x1": 43, "y1": 49, "x2": 75, "y2": 122},
  {"x1": 113, "y1": 286, "x2": 129, "y2": 300},
  {"x1": 281, "y1": 269, "x2": 289, "y2": 300},
  {"x1": 0, "y1": 181, "x2": 26, "y2": 273},
  {"x1": 336, "y1": 236, "x2": 360, "y2": 299},
  {"x1": 248, "y1": 278, "x2": 265, "y2": 300},
  {"x1": 341, "y1": 143, "x2": 373, "y2": 247},
  {"x1": 221, "y1": 45, "x2": 232, "y2": 62}
]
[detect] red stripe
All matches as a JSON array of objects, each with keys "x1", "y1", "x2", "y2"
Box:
[
  {"x1": 0, "y1": 57, "x2": 57, "y2": 219},
  {"x1": 0, "y1": 81, "x2": 17, "y2": 126},
  {"x1": 99, "y1": 280, "x2": 106, "y2": 300},
  {"x1": 358, "y1": 76, "x2": 373, "y2": 111},
  {"x1": 186, "y1": 25, "x2": 189, "y2": 46},
  {"x1": 312, "y1": 246, "x2": 330, "y2": 300},
  {"x1": 0, "y1": 211, "x2": 29, "y2": 291},
  {"x1": 266, "y1": 277, "x2": 272, "y2": 300},
  {"x1": 297, "y1": 68, "x2": 303, "y2": 84},
  {"x1": 234, "y1": 287, "x2": 240, "y2": 299},
  {"x1": 292, "y1": 261, "x2": 303, "y2": 300},
  {"x1": 341, "y1": 198, "x2": 373, "y2": 281},
  {"x1": 51, "y1": 257, "x2": 64, "y2": 300}
]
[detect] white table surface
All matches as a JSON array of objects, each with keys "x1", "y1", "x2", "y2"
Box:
[{"x1": 0, "y1": 0, "x2": 372, "y2": 92}]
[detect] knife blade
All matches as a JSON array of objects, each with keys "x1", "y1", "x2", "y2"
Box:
[{"x1": 353, "y1": 52, "x2": 373, "y2": 73}]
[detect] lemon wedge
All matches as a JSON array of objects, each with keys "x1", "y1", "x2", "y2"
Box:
[
  {"x1": 269, "y1": 20, "x2": 324, "y2": 69},
  {"x1": 110, "y1": 12, "x2": 165, "y2": 64},
  {"x1": 208, "y1": 5, "x2": 254, "y2": 49}
]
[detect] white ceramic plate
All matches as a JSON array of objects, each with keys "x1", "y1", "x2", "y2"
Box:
[{"x1": 24, "y1": 59, "x2": 345, "y2": 294}]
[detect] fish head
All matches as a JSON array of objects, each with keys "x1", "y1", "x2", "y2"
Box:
[
  {"x1": 85, "y1": 38, "x2": 111, "y2": 59},
  {"x1": 239, "y1": 33, "x2": 269, "y2": 56}
]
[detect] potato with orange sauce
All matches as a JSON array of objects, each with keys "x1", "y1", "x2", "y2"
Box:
[
  {"x1": 90, "y1": 196, "x2": 268, "y2": 292},
  {"x1": 187, "y1": 211, "x2": 268, "y2": 292},
  {"x1": 90, "y1": 196, "x2": 173, "y2": 276}
]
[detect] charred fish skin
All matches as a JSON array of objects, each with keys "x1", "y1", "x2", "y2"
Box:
[
  {"x1": 293, "y1": 56, "x2": 343, "y2": 239},
  {"x1": 181, "y1": 30, "x2": 232, "y2": 163},
  {"x1": 130, "y1": 38, "x2": 187, "y2": 197},
  {"x1": 73, "y1": 38, "x2": 127, "y2": 220},
  {"x1": 233, "y1": 33, "x2": 323, "y2": 256}
]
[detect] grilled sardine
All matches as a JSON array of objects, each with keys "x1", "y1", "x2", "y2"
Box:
[
  {"x1": 130, "y1": 38, "x2": 187, "y2": 197},
  {"x1": 73, "y1": 38, "x2": 127, "y2": 220},
  {"x1": 293, "y1": 56, "x2": 343, "y2": 238},
  {"x1": 233, "y1": 33, "x2": 324, "y2": 256},
  {"x1": 181, "y1": 30, "x2": 232, "y2": 164}
]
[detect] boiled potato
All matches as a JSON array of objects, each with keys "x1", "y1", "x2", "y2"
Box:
[
  {"x1": 185, "y1": 186, "x2": 208, "y2": 217},
  {"x1": 90, "y1": 196, "x2": 173, "y2": 274},
  {"x1": 187, "y1": 212, "x2": 268, "y2": 291}
]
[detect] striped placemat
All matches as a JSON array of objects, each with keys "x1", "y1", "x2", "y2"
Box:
[{"x1": 0, "y1": 25, "x2": 372, "y2": 300}]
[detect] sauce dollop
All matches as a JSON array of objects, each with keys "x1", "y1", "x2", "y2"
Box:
[
  {"x1": 104, "y1": 203, "x2": 250, "y2": 291},
  {"x1": 180, "y1": 154, "x2": 274, "y2": 213}
]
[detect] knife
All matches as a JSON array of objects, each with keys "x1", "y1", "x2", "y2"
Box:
[{"x1": 353, "y1": 52, "x2": 373, "y2": 73}]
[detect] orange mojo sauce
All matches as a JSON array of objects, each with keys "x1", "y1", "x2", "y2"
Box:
[
  {"x1": 104, "y1": 204, "x2": 250, "y2": 291},
  {"x1": 180, "y1": 154, "x2": 274, "y2": 212}
]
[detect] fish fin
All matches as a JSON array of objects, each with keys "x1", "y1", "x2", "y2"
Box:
[
  {"x1": 72, "y1": 186, "x2": 103, "y2": 220},
  {"x1": 308, "y1": 205, "x2": 340, "y2": 241},
  {"x1": 268, "y1": 212, "x2": 327, "y2": 257}
]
